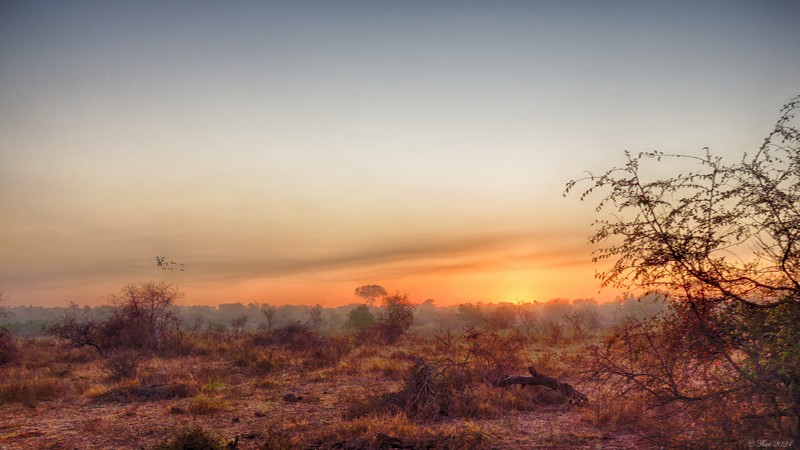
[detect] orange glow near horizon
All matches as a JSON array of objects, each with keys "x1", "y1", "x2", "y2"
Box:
[
  {"x1": 160, "y1": 246, "x2": 615, "y2": 307},
  {"x1": 0, "y1": 235, "x2": 620, "y2": 308}
]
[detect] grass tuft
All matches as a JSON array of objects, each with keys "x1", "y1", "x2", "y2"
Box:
[
  {"x1": 185, "y1": 394, "x2": 229, "y2": 415},
  {"x1": 0, "y1": 370, "x2": 62, "y2": 404}
]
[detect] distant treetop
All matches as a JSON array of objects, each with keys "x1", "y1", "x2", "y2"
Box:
[{"x1": 354, "y1": 285, "x2": 387, "y2": 306}]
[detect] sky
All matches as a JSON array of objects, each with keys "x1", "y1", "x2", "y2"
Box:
[{"x1": 1, "y1": 1, "x2": 799, "y2": 307}]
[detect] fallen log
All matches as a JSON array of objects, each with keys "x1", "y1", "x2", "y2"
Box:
[{"x1": 494, "y1": 365, "x2": 588, "y2": 406}]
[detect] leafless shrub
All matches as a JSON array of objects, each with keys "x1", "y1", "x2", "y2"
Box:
[
  {"x1": 47, "y1": 282, "x2": 184, "y2": 356},
  {"x1": 103, "y1": 282, "x2": 183, "y2": 354},
  {"x1": 463, "y1": 326, "x2": 526, "y2": 382},
  {"x1": 563, "y1": 307, "x2": 601, "y2": 340},
  {"x1": 46, "y1": 303, "x2": 104, "y2": 355},
  {"x1": 568, "y1": 97, "x2": 800, "y2": 442}
]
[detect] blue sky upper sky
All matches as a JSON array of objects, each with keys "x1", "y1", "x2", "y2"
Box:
[{"x1": 1, "y1": 1, "x2": 798, "y2": 306}]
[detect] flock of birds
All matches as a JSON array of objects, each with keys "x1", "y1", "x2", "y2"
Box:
[{"x1": 155, "y1": 256, "x2": 185, "y2": 271}]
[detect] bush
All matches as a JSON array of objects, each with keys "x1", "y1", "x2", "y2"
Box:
[
  {"x1": 260, "y1": 322, "x2": 323, "y2": 350},
  {"x1": 103, "y1": 348, "x2": 143, "y2": 380},
  {"x1": 47, "y1": 282, "x2": 184, "y2": 356},
  {"x1": 343, "y1": 305, "x2": 375, "y2": 332},
  {"x1": 376, "y1": 293, "x2": 415, "y2": 343},
  {"x1": 303, "y1": 336, "x2": 352, "y2": 369},
  {"x1": 230, "y1": 343, "x2": 286, "y2": 374},
  {"x1": 568, "y1": 96, "x2": 800, "y2": 442}
]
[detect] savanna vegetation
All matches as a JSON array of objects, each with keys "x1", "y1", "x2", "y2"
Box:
[
  {"x1": 0, "y1": 96, "x2": 797, "y2": 449},
  {"x1": 0, "y1": 284, "x2": 663, "y2": 449}
]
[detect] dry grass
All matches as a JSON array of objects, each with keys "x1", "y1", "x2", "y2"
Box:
[
  {"x1": 0, "y1": 331, "x2": 651, "y2": 449},
  {"x1": 0, "y1": 370, "x2": 62, "y2": 404},
  {"x1": 184, "y1": 395, "x2": 230, "y2": 415},
  {"x1": 151, "y1": 426, "x2": 228, "y2": 450}
]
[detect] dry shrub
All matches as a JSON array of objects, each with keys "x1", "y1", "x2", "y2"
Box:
[
  {"x1": 230, "y1": 343, "x2": 287, "y2": 374},
  {"x1": 258, "y1": 322, "x2": 322, "y2": 350},
  {"x1": 14, "y1": 338, "x2": 59, "y2": 369},
  {"x1": 587, "y1": 316, "x2": 798, "y2": 447},
  {"x1": 56, "y1": 345, "x2": 99, "y2": 364},
  {"x1": 103, "y1": 348, "x2": 144, "y2": 380},
  {"x1": 0, "y1": 369, "x2": 62, "y2": 404},
  {"x1": 346, "y1": 327, "x2": 537, "y2": 422},
  {"x1": 463, "y1": 327, "x2": 526, "y2": 381},
  {"x1": 346, "y1": 358, "x2": 474, "y2": 421},
  {"x1": 303, "y1": 335, "x2": 352, "y2": 369},
  {"x1": 393, "y1": 358, "x2": 452, "y2": 419},
  {"x1": 248, "y1": 324, "x2": 352, "y2": 370},
  {"x1": 447, "y1": 384, "x2": 501, "y2": 419},
  {"x1": 343, "y1": 359, "x2": 451, "y2": 420},
  {"x1": 363, "y1": 356, "x2": 404, "y2": 379},
  {"x1": 583, "y1": 388, "x2": 653, "y2": 432}
]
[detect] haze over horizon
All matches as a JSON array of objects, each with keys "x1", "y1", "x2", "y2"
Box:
[{"x1": 1, "y1": 1, "x2": 799, "y2": 307}]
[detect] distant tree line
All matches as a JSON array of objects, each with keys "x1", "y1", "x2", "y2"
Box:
[{"x1": 2, "y1": 290, "x2": 666, "y2": 341}]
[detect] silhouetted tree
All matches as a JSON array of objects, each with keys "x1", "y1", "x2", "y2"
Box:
[
  {"x1": 354, "y1": 285, "x2": 387, "y2": 307},
  {"x1": 567, "y1": 96, "x2": 800, "y2": 442}
]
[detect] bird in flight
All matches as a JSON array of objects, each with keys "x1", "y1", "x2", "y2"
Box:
[{"x1": 156, "y1": 256, "x2": 185, "y2": 271}]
